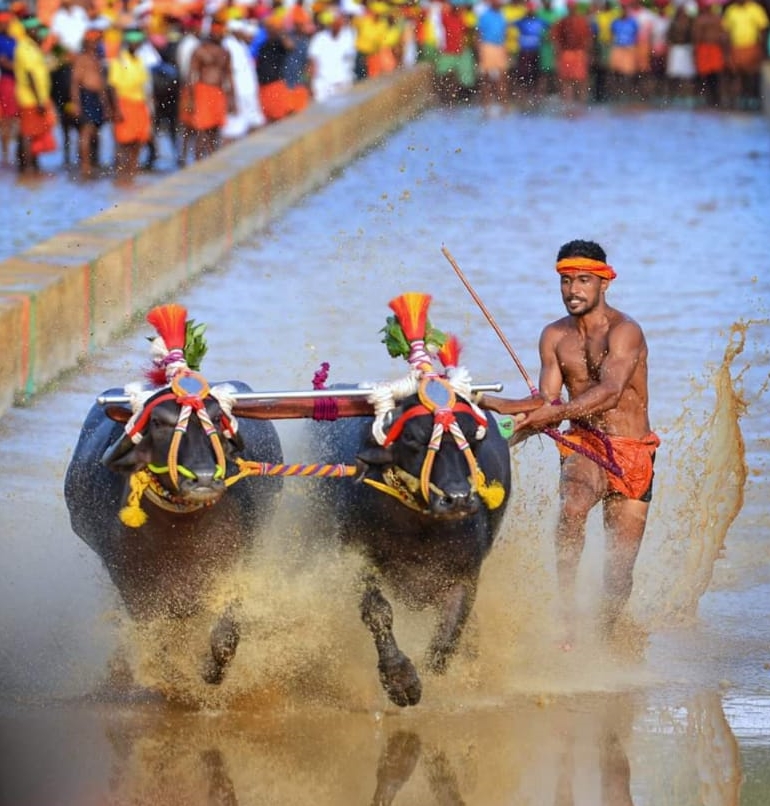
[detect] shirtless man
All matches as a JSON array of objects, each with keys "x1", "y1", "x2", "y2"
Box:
[
  {"x1": 70, "y1": 29, "x2": 111, "y2": 178},
  {"x1": 483, "y1": 239, "x2": 659, "y2": 647},
  {"x1": 182, "y1": 19, "x2": 235, "y2": 161}
]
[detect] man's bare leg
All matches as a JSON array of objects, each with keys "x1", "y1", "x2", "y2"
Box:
[
  {"x1": 600, "y1": 495, "x2": 649, "y2": 641},
  {"x1": 555, "y1": 454, "x2": 604, "y2": 649}
]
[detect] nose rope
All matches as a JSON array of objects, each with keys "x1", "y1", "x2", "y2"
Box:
[{"x1": 166, "y1": 396, "x2": 227, "y2": 490}]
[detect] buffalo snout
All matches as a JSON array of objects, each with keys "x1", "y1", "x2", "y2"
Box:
[
  {"x1": 178, "y1": 470, "x2": 226, "y2": 502},
  {"x1": 430, "y1": 490, "x2": 479, "y2": 518}
]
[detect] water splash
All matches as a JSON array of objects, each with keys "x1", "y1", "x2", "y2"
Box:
[{"x1": 632, "y1": 322, "x2": 753, "y2": 628}]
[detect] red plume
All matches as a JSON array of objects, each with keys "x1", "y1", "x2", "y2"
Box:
[
  {"x1": 388, "y1": 292, "x2": 432, "y2": 342},
  {"x1": 437, "y1": 334, "x2": 462, "y2": 368},
  {"x1": 146, "y1": 304, "x2": 187, "y2": 351}
]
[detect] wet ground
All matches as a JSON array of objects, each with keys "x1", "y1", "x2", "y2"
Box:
[{"x1": 1, "y1": 100, "x2": 769, "y2": 805}]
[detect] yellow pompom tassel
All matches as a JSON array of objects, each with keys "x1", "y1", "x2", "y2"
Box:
[
  {"x1": 476, "y1": 470, "x2": 506, "y2": 510},
  {"x1": 118, "y1": 469, "x2": 152, "y2": 528}
]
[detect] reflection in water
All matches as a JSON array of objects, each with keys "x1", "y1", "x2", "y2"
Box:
[{"x1": 0, "y1": 689, "x2": 741, "y2": 805}]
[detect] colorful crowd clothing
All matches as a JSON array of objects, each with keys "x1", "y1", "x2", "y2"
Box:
[
  {"x1": 557, "y1": 48, "x2": 589, "y2": 81},
  {"x1": 721, "y1": 0, "x2": 769, "y2": 49},
  {"x1": 13, "y1": 34, "x2": 51, "y2": 108},
  {"x1": 695, "y1": 42, "x2": 726, "y2": 75},
  {"x1": 181, "y1": 83, "x2": 227, "y2": 130},
  {"x1": 108, "y1": 50, "x2": 150, "y2": 144},
  {"x1": 0, "y1": 74, "x2": 17, "y2": 118},
  {"x1": 79, "y1": 87, "x2": 107, "y2": 127},
  {"x1": 112, "y1": 97, "x2": 150, "y2": 144},
  {"x1": 556, "y1": 427, "x2": 661, "y2": 501}
]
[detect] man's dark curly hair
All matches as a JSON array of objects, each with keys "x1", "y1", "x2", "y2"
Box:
[{"x1": 557, "y1": 240, "x2": 607, "y2": 263}]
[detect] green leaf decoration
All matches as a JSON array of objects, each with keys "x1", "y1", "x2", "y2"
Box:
[
  {"x1": 183, "y1": 320, "x2": 208, "y2": 370},
  {"x1": 380, "y1": 316, "x2": 447, "y2": 360},
  {"x1": 381, "y1": 315, "x2": 411, "y2": 359}
]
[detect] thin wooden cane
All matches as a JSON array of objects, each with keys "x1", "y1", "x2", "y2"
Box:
[{"x1": 441, "y1": 245, "x2": 539, "y2": 396}]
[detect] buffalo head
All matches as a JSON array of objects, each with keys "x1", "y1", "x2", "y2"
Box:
[
  {"x1": 102, "y1": 373, "x2": 245, "y2": 519},
  {"x1": 358, "y1": 377, "x2": 505, "y2": 519}
]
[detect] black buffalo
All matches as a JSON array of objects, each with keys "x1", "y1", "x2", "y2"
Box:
[
  {"x1": 308, "y1": 383, "x2": 512, "y2": 707},
  {"x1": 64, "y1": 380, "x2": 283, "y2": 686}
]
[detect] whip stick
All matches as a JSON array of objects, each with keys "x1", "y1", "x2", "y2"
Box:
[{"x1": 441, "y1": 245, "x2": 538, "y2": 396}]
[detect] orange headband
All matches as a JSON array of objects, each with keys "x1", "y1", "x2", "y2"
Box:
[{"x1": 556, "y1": 257, "x2": 617, "y2": 281}]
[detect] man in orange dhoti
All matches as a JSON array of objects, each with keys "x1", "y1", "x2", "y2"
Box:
[
  {"x1": 108, "y1": 29, "x2": 151, "y2": 183},
  {"x1": 181, "y1": 18, "x2": 235, "y2": 160},
  {"x1": 482, "y1": 240, "x2": 659, "y2": 648}
]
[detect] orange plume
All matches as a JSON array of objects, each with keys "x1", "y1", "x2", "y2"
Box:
[
  {"x1": 146, "y1": 304, "x2": 188, "y2": 351},
  {"x1": 388, "y1": 292, "x2": 432, "y2": 342},
  {"x1": 437, "y1": 334, "x2": 462, "y2": 368}
]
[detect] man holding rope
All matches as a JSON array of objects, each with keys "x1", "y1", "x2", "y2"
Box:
[{"x1": 480, "y1": 239, "x2": 659, "y2": 649}]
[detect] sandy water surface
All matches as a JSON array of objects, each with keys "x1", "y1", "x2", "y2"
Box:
[{"x1": 1, "y1": 103, "x2": 769, "y2": 805}]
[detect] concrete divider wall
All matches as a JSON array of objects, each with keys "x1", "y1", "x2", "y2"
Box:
[{"x1": 0, "y1": 65, "x2": 434, "y2": 418}]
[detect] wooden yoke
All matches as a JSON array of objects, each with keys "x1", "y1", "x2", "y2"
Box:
[{"x1": 231, "y1": 396, "x2": 374, "y2": 420}]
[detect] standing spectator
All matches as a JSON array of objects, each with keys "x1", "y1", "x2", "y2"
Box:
[
  {"x1": 70, "y1": 27, "x2": 110, "y2": 179},
  {"x1": 609, "y1": 0, "x2": 640, "y2": 100},
  {"x1": 433, "y1": 0, "x2": 476, "y2": 104},
  {"x1": 537, "y1": 0, "x2": 563, "y2": 97},
  {"x1": 256, "y1": 16, "x2": 309, "y2": 122},
  {"x1": 174, "y1": 14, "x2": 201, "y2": 167},
  {"x1": 50, "y1": 0, "x2": 90, "y2": 169},
  {"x1": 647, "y1": 0, "x2": 671, "y2": 102},
  {"x1": 551, "y1": 0, "x2": 594, "y2": 107},
  {"x1": 283, "y1": 0, "x2": 315, "y2": 90},
  {"x1": 666, "y1": 2, "x2": 696, "y2": 103},
  {"x1": 591, "y1": 0, "x2": 620, "y2": 102},
  {"x1": 147, "y1": 30, "x2": 182, "y2": 168},
  {"x1": 476, "y1": 0, "x2": 511, "y2": 113},
  {"x1": 693, "y1": 0, "x2": 728, "y2": 106},
  {"x1": 352, "y1": 0, "x2": 386, "y2": 80},
  {"x1": 132, "y1": 22, "x2": 161, "y2": 170},
  {"x1": 221, "y1": 19, "x2": 264, "y2": 141},
  {"x1": 307, "y1": 8, "x2": 356, "y2": 103},
  {"x1": 0, "y1": 9, "x2": 18, "y2": 166},
  {"x1": 181, "y1": 17, "x2": 235, "y2": 160},
  {"x1": 721, "y1": 0, "x2": 769, "y2": 109},
  {"x1": 514, "y1": 1, "x2": 551, "y2": 107},
  {"x1": 14, "y1": 17, "x2": 57, "y2": 175},
  {"x1": 107, "y1": 27, "x2": 151, "y2": 183},
  {"x1": 631, "y1": 0, "x2": 658, "y2": 100}
]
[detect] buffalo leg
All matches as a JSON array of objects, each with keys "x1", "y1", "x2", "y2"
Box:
[
  {"x1": 360, "y1": 576, "x2": 422, "y2": 707},
  {"x1": 371, "y1": 731, "x2": 422, "y2": 806},
  {"x1": 203, "y1": 607, "x2": 241, "y2": 685},
  {"x1": 426, "y1": 579, "x2": 476, "y2": 675}
]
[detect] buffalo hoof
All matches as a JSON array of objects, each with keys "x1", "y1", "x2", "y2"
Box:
[
  {"x1": 378, "y1": 651, "x2": 422, "y2": 707},
  {"x1": 202, "y1": 616, "x2": 240, "y2": 685}
]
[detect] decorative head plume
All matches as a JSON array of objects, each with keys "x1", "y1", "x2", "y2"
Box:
[{"x1": 144, "y1": 304, "x2": 208, "y2": 386}]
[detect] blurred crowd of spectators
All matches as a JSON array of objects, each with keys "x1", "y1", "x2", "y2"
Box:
[{"x1": 0, "y1": 0, "x2": 767, "y2": 178}]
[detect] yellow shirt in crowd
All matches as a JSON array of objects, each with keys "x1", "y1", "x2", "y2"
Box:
[
  {"x1": 108, "y1": 49, "x2": 149, "y2": 102},
  {"x1": 14, "y1": 35, "x2": 51, "y2": 107}
]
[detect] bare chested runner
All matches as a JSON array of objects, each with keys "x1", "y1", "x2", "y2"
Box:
[
  {"x1": 182, "y1": 19, "x2": 235, "y2": 160},
  {"x1": 482, "y1": 239, "x2": 659, "y2": 650},
  {"x1": 70, "y1": 29, "x2": 111, "y2": 178}
]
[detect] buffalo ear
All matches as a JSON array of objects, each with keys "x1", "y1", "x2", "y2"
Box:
[
  {"x1": 356, "y1": 445, "x2": 394, "y2": 467},
  {"x1": 104, "y1": 404, "x2": 133, "y2": 424}
]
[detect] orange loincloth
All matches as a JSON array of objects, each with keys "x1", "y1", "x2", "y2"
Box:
[
  {"x1": 259, "y1": 81, "x2": 309, "y2": 122},
  {"x1": 113, "y1": 97, "x2": 151, "y2": 145},
  {"x1": 557, "y1": 49, "x2": 589, "y2": 82},
  {"x1": 19, "y1": 102, "x2": 57, "y2": 154},
  {"x1": 180, "y1": 83, "x2": 227, "y2": 131},
  {"x1": 695, "y1": 43, "x2": 725, "y2": 76},
  {"x1": 556, "y1": 427, "x2": 660, "y2": 500}
]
